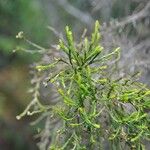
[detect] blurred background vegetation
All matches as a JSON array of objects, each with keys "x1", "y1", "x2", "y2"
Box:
[{"x1": 0, "y1": 0, "x2": 149, "y2": 149}]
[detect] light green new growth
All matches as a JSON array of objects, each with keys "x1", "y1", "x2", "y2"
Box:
[{"x1": 16, "y1": 21, "x2": 150, "y2": 150}]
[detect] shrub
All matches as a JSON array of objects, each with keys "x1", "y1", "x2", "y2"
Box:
[{"x1": 16, "y1": 21, "x2": 150, "y2": 150}]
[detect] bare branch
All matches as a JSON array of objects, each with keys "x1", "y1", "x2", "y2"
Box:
[
  {"x1": 54, "y1": 0, "x2": 94, "y2": 28},
  {"x1": 112, "y1": 1, "x2": 150, "y2": 30},
  {"x1": 47, "y1": 26, "x2": 64, "y2": 40}
]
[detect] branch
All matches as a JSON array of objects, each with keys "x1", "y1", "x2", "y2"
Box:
[
  {"x1": 111, "y1": 1, "x2": 150, "y2": 30},
  {"x1": 54, "y1": 0, "x2": 94, "y2": 28},
  {"x1": 47, "y1": 25, "x2": 64, "y2": 40}
]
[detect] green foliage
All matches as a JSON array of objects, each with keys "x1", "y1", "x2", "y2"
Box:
[
  {"x1": 0, "y1": 0, "x2": 48, "y2": 58},
  {"x1": 17, "y1": 21, "x2": 150, "y2": 149}
]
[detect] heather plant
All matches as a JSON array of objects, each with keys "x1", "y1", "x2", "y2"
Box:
[{"x1": 16, "y1": 21, "x2": 150, "y2": 150}]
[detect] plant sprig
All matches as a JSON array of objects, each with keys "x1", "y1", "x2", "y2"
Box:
[{"x1": 16, "y1": 21, "x2": 150, "y2": 150}]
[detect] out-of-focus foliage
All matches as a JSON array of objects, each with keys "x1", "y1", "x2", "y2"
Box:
[
  {"x1": 0, "y1": 118, "x2": 37, "y2": 150},
  {"x1": 0, "y1": 64, "x2": 39, "y2": 150},
  {"x1": 0, "y1": 0, "x2": 49, "y2": 59},
  {"x1": 0, "y1": 0, "x2": 50, "y2": 149}
]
